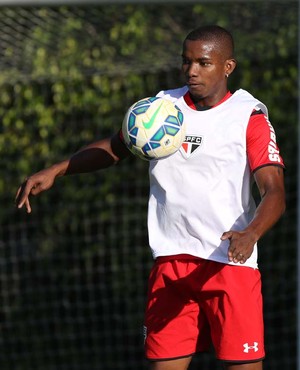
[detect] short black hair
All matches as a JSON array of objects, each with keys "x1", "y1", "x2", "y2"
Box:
[{"x1": 185, "y1": 25, "x2": 234, "y2": 59}]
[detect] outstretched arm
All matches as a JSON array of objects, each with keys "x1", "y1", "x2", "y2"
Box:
[
  {"x1": 221, "y1": 165, "x2": 286, "y2": 264},
  {"x1": 16, "y1": 133, "x2": 131, "y2": 213}
]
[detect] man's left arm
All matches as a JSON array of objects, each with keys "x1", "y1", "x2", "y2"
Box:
[{"x1": 221, "y1": 165, "x2": 286, "y2": 264}]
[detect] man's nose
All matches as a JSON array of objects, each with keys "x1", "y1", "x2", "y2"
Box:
[{"x1": 186, "y1": 62, "x2": 199, "y2": 77}]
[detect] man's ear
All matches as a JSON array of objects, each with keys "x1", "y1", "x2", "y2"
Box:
[{"x1": 225, "y1": 58, "x2": 237, "y2": 77}]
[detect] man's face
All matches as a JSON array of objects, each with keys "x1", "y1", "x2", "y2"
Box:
[{"x1": 182, "y1": 39, "x2": 230, "y2": 105}]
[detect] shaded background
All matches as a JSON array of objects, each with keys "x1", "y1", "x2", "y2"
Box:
[{"x1": 0, "y1": 1, "x2": 297, "y2": 369}]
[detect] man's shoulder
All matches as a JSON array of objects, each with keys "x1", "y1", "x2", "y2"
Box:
[
  {"x1": 156, "y1": 86, "x2": 188, "y2": 102},
  {"x1": 232, "y1": 89, "x2": 268, "y2": 115},
  {"x1": 233, "y1": 89, "x2": 262, "y2": 104}
]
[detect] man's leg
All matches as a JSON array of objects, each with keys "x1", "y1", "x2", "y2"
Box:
[
  {"x1": 223, "y1": 360, "x2": 263, "y2": 370},
  {"x1": 149, "y1": 356, "x2": 193, "y2": 370}
]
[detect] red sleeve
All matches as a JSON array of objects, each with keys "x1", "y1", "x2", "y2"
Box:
[{"x1": 246, "y1": 111, "x2": 285, "y2": 172}]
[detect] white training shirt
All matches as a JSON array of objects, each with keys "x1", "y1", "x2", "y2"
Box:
[{"x1": 147, "y1": 87, "x2": 271, "y2": 268}]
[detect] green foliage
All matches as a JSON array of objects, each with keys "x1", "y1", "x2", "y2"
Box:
[{"x1": 1, "y1": 2, "x2": 296, "y2": 196}]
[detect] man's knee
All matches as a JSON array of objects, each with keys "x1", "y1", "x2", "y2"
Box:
[
  {"x1": 223, "y1": 360, "x2": 263, "y2": 370},
  {"x1": 148, "y1": 356, "x2": 192, "y2": 370}
]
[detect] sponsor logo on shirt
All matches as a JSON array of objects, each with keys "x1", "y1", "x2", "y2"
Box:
[{"x1": 265, "y1": 115, "x2": 281, "y2": 163}]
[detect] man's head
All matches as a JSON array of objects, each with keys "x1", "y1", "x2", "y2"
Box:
[
  {"x1": 182, "y1": 25, "x2": 237, "y2": 106},
  {"x1": 185, "y1": 25, "x2": 235, "y2": 60}
]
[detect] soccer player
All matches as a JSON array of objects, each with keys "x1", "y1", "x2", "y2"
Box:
[{"x1": 16, "y1": 25, "x2": 285, "y2": 370}]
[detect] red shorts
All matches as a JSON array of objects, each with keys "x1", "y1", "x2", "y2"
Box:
[{"x1": 144, "y1": 255, "x2": 265, "y2": 362}]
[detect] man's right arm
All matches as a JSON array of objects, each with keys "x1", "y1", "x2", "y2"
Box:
[{"x1": 16, "y1": 133, "x2": 132, "y2": 213}]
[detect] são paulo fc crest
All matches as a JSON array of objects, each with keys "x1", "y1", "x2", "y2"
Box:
[{"x1": 181, "y1": 135, "x2": 203, "y2": 157}]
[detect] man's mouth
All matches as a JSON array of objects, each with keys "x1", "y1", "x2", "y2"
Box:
[{"x1": 187, "y1": 81, "x2": 202, "y2": 87}]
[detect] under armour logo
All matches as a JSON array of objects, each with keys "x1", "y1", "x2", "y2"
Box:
[{"x1": 243, "y1": 342, "x2": 259, "y2": 353}]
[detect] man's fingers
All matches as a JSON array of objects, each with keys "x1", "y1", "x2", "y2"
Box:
[
  {"x1": 220, "y1": 231, "x2": 233, "y2": 241},
  {"x1": 15, "y1": 183, "x2": 28, "y2": 208},
  {"x1": 25, "y1": 198, "x2": 32, "y2": 213},
  {"x1": 15, "y1": 187, "x2": 22, "y2": 205},
  {"x1": 228, "y1": 246, "x2": 249, "y2": 264},
  {"x1": 231, "y1": 251, "x2": 245, "y2": 263},
  {"x1": 15, "y1": 180, "x2": 36, "y2": 211}
]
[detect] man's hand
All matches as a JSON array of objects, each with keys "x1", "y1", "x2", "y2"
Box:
[
  {"x1": 221, "y1": 230, "x2": 257, "y2": 264},
  {"x1": 15, "y1": 168, "x2": 57, "y2": 213}
]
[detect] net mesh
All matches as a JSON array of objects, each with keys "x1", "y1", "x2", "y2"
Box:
[{"x1": 0, "y1": 2, "x2": 297, "y2": 370}]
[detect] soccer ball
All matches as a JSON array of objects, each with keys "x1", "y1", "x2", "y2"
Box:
[{"x1": 122, "y1": 96, "x2": 185, "y2": 160}]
